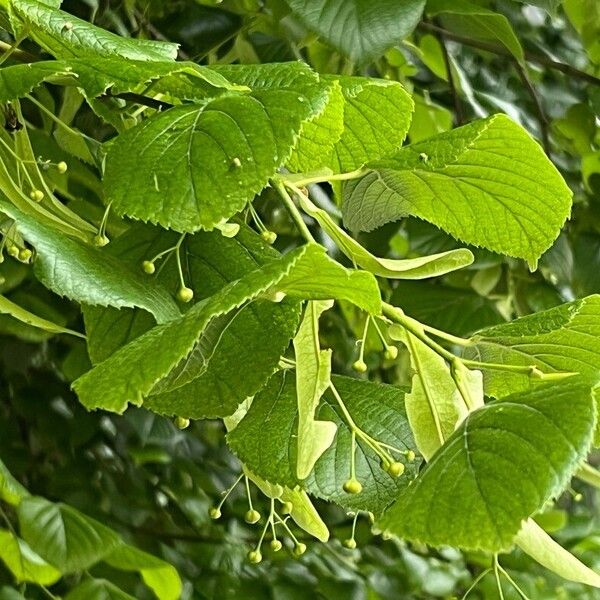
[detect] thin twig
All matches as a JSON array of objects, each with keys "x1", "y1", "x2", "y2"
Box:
[
  {"x1": 514, "y1": 60, "x2": 550, "y2": 154},
  {"x1": 106, "y1": 91, "x2": 174, "y2": 111},
  {"x1": 434, "y1": 20, "x2": 464, "y2": 125},
  {"x1": 418, "y1": 22, "x2": 600, "y2": 87},
  {"x1": 0, "y1": 40, "x2": 38, "y2": 63}
]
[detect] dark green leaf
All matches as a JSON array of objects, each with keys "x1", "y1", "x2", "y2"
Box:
[
  {"x1": 18, "y1": 497, "x2": 122, "y2": 573},
  {"x1": 285, "y1": 0, "x2": 426, "y2": 63},
  {"x1": 379, "y1": 379, "x2": 597, "y2": 552},
  {"x1": 228, "y1": 372, "x2": 420, "y2": 514},
  {"x1": 11, "y1": 0, "x2": 178, "y2": 60},
  {"x1": 104, "y1": 82, "x2": 327, "y2": 232},
  {"x1": 0, "y1": 200, "x2": 179, "y2": 324}
]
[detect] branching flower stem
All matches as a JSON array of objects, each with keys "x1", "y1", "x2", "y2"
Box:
[
  {"x1": 282, "y1": 168, "x2": 368, "y2": 188},
  {"x1": 381, "y1": 302, "x2": 573, "y2": 382},
  {"x1": 272, "y1": 179, "x2": 315, "y2": 243},
  {"x1": 329, "y1": 383, "x2": 396, "y2": 467}
]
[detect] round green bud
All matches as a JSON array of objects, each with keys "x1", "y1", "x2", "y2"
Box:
[
  {"x1": 142, "y1": 260, "x2": 156, "y2": 274},
  {"x1": 93, "y1": 234, "x2": 109, "y2": 247},
  {"x1": 247, "y1": 549, "x2": 262, "y2": 564},
  {"x1": 261, "y1": 230, "x2": 277, "y2": 245},
  {"x1": 406, "y1": 450, "x2": 416, "y2": 462},
  {"x1": 177, "y1": 286, "x2": 194, "y2": 303},
  {"x1": 292, "y1": 542, "x2": 307, "y2": 557},
  {"x1": 387, "y1": 462, "x2": 405, "y2": 478},
  {"x1": 7, "y1": 245, "x2": 19, "y2": 258},
  {"x1": 574, "y1": 493, "x2": 583, "y2": 502},
  {"x1": 352, "y1": 359, "x2": 367, "y2": 374},
  {"x1": 343, "y1": 538, "x2": 357, "y2": 550},
  {"x1": 280, "y1": 501, "x2": 293, "y2": 515},
  {"x1": 244, "y1": 509, "x2": 261, "y2": 524},
  {"x1": 29, "y1": 189, "x2": 44, "y2": 202},
  {"x1": 175, "y1": 416, "x2": 190, "y2": 430},
  {"x1": 57, "y1": 161, "x2": 68, "y2": 174},
  {"x1": 219, "y1": 222, "x2": 240, "y2": 238},
  {"x1": 384, "y1": 345, "x2": 398, "y2": 360},
  {"x1": 343, "y1": 478, "x2": 362, "y2": 495},
  {"x1": 18, "y1": 248, "x2": 32, "y2": 262},
  {"x1": 209, "y1": 507, "x2": 221, "y2": 520},
  {"x1": 270, "y1": 539, "x2": 282, "y2": 552}
]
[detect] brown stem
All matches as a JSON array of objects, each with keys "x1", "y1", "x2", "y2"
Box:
[
  {"x1": 418, "y1": 22, "x2": 600, "y2": 87},
  {"x1": 434, "y1": 21, "x2": 464, "y2": 125},
  {"x1": 514, "y1": 60, "x2": 551, "y2": 154}
]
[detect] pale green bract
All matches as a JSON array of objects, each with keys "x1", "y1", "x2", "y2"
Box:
[
  {"x1": 390, "y1": 326, "x2": 473, "y2": 461},
  {"x1": 297, "y1": 192, "x2": 474, "y2": 278},
  {"x1": 342, "y1": 114, "x2": 573, "y2": 267},
  {"x1": 515, "y1": 519, "x2": 600, "y2": 588},
  {"x1": 294, "y1": 300, "x2": 337, "y2": 479}
]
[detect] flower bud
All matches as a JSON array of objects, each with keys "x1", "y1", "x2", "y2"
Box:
[
  {"x1": 270, "y1": 539, "x2": 282, "y2": 552},
  {"x1": 142, "y1": 260, "x2": 155, "y2": 274},
  {"x1": 247, "y1": 550, "x2": 262, "y2": 564},
  {"x1": 177, "y1": 286, "x2": 194, "y2": 303},
  {"x1": 209, "y1": 507, "x2": 221, "y2": 520},
  {"x1": 343, "y1": 479, "x2": 362, "y2": 494},
  {"x1": 352, "y1": 359, "x2": 367, "y2": 373},
  {"x1": 244, "y1": 509, "x2": 261, "y2": 524}
]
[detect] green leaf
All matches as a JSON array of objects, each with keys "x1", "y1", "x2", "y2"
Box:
[
  {"x1": 391, "y1": 280, "x2": 506, "y2": 336},
  {"x1": 84, "y1": 225, "x2": 301, "y2": 419},
  {"x1": 285, "y1": 0, "x2": 426, "y2": 63},
  {"x1": 0, "y1": 61, "x2": 71, "y2": 103},
  {"x1": 511, "y1": 0, "x2": 563, "y2": 13},
  {"x1": 286, "y1": 80, "x2": 345, "y2": 174},
  {"x1": 342, "y1": 114, "x2": 572, "y2": 267},
  {"x1": 515, "y1": 519, "x2": 600, "y2": 588},
  {"x1": 228, "y1": 373, "x2": 420, "y2": 514},
  {"x1": 74, "y1": 244, "x2": 380, "y2": 413},
  {"x1": 0, "y1": 293, "x2": 83, "y2": 339},
  {"x1": 390, "y1": 326, "x2": 480, "y2": 461},
  {"x1": 11, "y1": 0, "x2": 178, "y2": 60},
  {"x1": 465, "y1": 295, "x2": 600, "y2": 398},
  {"x1": 297, "y1": 192, "x2": 474, "y2": 279},
  {"x1": 17, "y1": 497, "x2": 122, "y2": 573},
  {"x1": 104, "y1": 72, "x2": 328, "y2": 232},
  {"x1": 427, "y1": 0, "x2": 524, "y2": 62},
  {"x1": 65, "y1": 579, "x2": 136, "y2": 600},
  {"x1": 0, "y1": 530, "x2": 61, "y2": 585},
  {"x1": 294, "y1": 301, "x2": 337, "y2": 479},
  {"x1": 210, "y1": 62, "x2": 319, "y2": 90},
  {"x1": 68, "y1": 58, "x2": 241, "y2": 100},
  {"x1": 0, "y1": 200, "x2": 179, "y2": 324},
  {"x1": 379, "y1": 379, "x2": 597, "y2": 552},
  {"x1": 328, "y1": 76, "x2": 414, "y2": 172},
  {"x1": 0, "y1": 459, "x2": 29, "y2": 506},
  {"x1": 104, "y1": 545, "x2": 182, "y2": 600},
  {"x1": 306, "y1": 377, "x2": 420, "y2": 514}
]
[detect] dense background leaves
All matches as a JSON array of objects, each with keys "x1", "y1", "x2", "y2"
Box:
[{"x1": 0, "y1": 0, "x2": 599, "y2": 599}]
